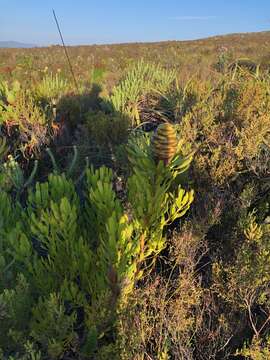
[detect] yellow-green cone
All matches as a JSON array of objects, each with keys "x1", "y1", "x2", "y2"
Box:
[{"x1": 151, "y1": 123, "x2": 178, "y2": 165}]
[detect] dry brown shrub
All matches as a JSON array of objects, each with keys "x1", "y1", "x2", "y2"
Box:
[{"x1": 117, "y1": 226, "x2": 207, "y2": 360}]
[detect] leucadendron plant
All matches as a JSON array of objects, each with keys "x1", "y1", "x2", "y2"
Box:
[
  {"x1": 0, "y1": 124, "x2": 194, "y2": 358},
  {"x1": 126, "y1": 124, "x2": 194, "y2": 285}
]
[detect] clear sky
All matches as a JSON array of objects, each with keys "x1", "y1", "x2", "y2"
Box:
[{"x1": 1, "y1": 0, "x2": 270, "y2": 45}]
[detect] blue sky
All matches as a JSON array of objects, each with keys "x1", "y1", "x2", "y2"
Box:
[{"x1": 1, "y1": 0, "x2": 270, "y2": 45}]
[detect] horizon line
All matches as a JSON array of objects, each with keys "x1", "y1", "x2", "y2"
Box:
[{"x1": 1, "y1": 29, "x2": 270, "y2": 48}]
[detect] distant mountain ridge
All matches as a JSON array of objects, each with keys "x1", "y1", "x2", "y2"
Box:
[{"x1": 0, "y1": 41, "x2": 37, "y2": 48}]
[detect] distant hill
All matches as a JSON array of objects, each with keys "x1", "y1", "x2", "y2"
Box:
[{"x1": 0, "y1": 41, "x2": 36, "y2": 48}]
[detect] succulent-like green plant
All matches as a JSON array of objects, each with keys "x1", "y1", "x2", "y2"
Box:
[
  {"x1": 35, "y1": 73, "x2": 69, "y2": 103},
  {"x1": 0, "y1": 80, "x2": 21, "y2": 106},
  {"x1": 2, "y1": 155, "x2": 38, "y2": 193},
  {"x1": 107, "y1": 60, "x2": 176, "y2": 126},
  {"x1": 46, "y1": 146, "x2": 90, "y2": 182}
]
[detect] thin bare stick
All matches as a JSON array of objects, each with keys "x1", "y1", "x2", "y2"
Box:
[
  {"x1": 245, "y1": 298, "x2": 259, "y2": 338},
  {"x1": 52, "y1": 9, "x2": 79, "y2": 92},
  {"x1": 258, "y1": 314, "x2": 270, "y2": 336}
]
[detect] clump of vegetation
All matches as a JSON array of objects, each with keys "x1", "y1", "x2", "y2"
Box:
[
  {"x1": 0, "y1": 33, "x2": 269, "y2": 358},
  {"x1": 106, "y1": 60, "x2": 176, "y2": 126},
  {"x1": 0, "y1": 80, "x2": 53, "y2": 157},
  {"x1": 0, "y1": 126, "x2": 194, "y2": 358}
]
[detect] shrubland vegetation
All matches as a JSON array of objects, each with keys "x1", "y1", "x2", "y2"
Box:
[{"x1": 0, "y1": 31, "x2": 269, "y2": 359}]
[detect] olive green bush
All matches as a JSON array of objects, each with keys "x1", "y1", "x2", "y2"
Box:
[{"x1": 0, "y1": 132, "x2": 194, "y2": 358}]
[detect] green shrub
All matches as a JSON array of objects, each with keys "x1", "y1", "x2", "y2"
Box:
[
  {"x1": 237, "y1": 336, "x2": 270, "y2": 359},
  {"x1": 0, "y1": 129, "x2": 194, "y2": 358},
  {"x1": 106, "y1": 60, "x2": 176, "y2": 126},
  {"x1": 0, "y1": 82, "x2": 51, "y2": 156},
  {"x1": 34, "y1": 72, "x2": 70, "y2": 104},
  {"x1": 86, "y1": 110, "x2": 130, "y2": 148}
]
